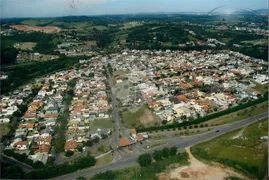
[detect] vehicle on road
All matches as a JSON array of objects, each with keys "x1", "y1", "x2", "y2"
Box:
[{"x1": 215, "y1": 130, "x2": 220, "y2": 133}]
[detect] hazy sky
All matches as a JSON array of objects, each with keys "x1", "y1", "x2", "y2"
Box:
[{"x1": 1, "y1": 0, "x2": 268, "y2": 18}]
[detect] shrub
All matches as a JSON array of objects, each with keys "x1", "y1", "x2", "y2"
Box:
[
  {"x1": 162, "y1": 147, "x2": 170, "y2": 158},
  {"x1": 138, "y1": 154, "x2": 152, "y2": 167},
  {"x1": 169, "y1": 146, "x2": 177, "y2": 156},
  {"x1": 92, "y1": 171, "x2": 115, "y2": 180},
  {"x1": 153, "y1": 150, "x2": 163, "y2": 161},
  {"x1": 65, "y1": 151, "x2": 74, "y2": 157}
]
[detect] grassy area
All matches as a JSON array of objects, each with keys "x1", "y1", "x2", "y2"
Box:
[
  {"x1": 95, "y1": 152, "x2": 113, "y2": 166},
  {"x1": 113, "y1": 70, "x2": 129, "y2": 76},
  {"x1": 241, "y1": 39, "x2": 268, "y2": 45},
  {"x1": 122, "y1": 106, "x2": 161, "y2": 128},
  {"x1": 0, "y1": 124, "x2": 10, "y2": 136},
  {"x1": 21, "y1": 20, "x2": 52, "y2": 26},
  {"x1": 114, "y1": 165, "x2": 141, "y2": 180},
  {"x1": 151, "y1": 134, "x2": 167, "y2": 140},
  {"x1": 89, "y1": 118, "x2": 113, "y2": 131},
  {"x1": 87, "y1": 25, "x2": 108, "y2": 31},
  {"x1": 251, "y1": 80, "x2": 268, "y2": 93},
  {"x1": 145, "y1": 142, "x2": 167, "y2": 149},
  {"x1": 114, "y1": 151, "x2": 189, "y2": 179},
  {"x1": 191, "y1": 119, "x2": 268, "y2": 179},
  {"x1": 91, "y1": 145, "x2": 110, "y2": 157},
  {"x1": 201, "y1": 101, "x2": 268, "y2": 126},
  {"x1": 174, "y1": 129, "x2": 211, "y2": 137}
]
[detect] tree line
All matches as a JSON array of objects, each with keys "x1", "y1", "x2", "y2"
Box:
[{"x1": 137, "y1": 94, "x2": 268, "y2": 133}]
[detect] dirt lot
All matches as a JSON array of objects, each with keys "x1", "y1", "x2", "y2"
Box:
[
  {"x1": 139, "y1": 108, "x2": 160, "y2": 127},
  {"x1": 14, "y1": 42, "x2": 37, "y2": 50},
  {"x1": 158, "y1": 148, "x2": 248, "y2": 180},
  {"x1": 11, "y1": 25, "x2": 62, "y2": 33}
]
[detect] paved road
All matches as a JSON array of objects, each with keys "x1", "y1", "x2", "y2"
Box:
[{"x1": 52, "y1": 112, "x2": 268, "y2": 180}]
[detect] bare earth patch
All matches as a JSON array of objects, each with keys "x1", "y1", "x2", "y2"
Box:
[
  {"x1": 157, "y1": 148, "x2": 248, "y2": 180},
  {"x1": 11, "y1": 25, "x2": 62, "y2": 33},
  {"x1": 139, "y1": 108, "x2": 160, "y2": 126}
]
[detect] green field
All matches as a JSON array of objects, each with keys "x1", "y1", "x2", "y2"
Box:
[
  {"x1": 0, "y1": 124, "x2": 10, "y2": 136},
  {"x1": 122, "y1": 106, "x2": 161, "y2": 128},
  {"x1": 95, "y1": 152, "x2": 113, "y2": 166},
  {"x1": 112, "y1": 151, "x2": 189, "y2": 180},
  {"x1": 251, "y1": 81, "x2": 268, "y2": 93},
  {"x1": 191, "y1": 119, "x2": 268, "y2": 179},
  {"x1": 241, "y1": 39, "x2": 268, "y2": 45},
  {"x1": 201, "y1": 101, "x2": 268, "y2": 126},
  {"x1": 89, "y1": 119, "x2": 113, "y2": 131}
]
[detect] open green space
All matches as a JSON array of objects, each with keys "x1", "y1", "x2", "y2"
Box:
[
  {"x1": 145, "y1": 142, "x2": 167, "y2": 149},
  {"x1": 122, "y1": 106, "x2": 161, "y2": 128},
  {"x1": 201, "y1": 101, "x2": 268, "y2": 126},
  {"x1": 151, "y1": 134, "x2": 167, "y2": 140},
  {"x1": 241, "y1": 39, "x2": 268, "y2": 45},
  {"x1": 0, "y1": 124, "x2": 10, "y2": 136},
  {"x1": 89, "y1": 119, "x2": 113, "y2": 131},
  {"x1": 95, "y1": 152, "x2": 113, "y2": 166},
  {"x1": 93, "y1": 150, "x2": 189, "y2": 180},
  {"x1": 251, "y1": 81, "x2": 268, "y2": 93},
  {"x1": 191, "y1": 119, "x2": 268, "y2": 179}
]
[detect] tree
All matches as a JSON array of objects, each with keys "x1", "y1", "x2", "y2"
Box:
[
  {"x1": 153, "y1": 150, "x2": 163, "y2": 161},
  {"x1": 76, "y1": 176, "x2": 87, "y2": 180},
  {"x1": 162, "y1": 147, "x2": 170, "y2": 158},
  {"x1": 1, "y1": 45, "x2": 18, "y2": 65},
  {"x1": 92, "y1": 171, "x2": 115, "y2": 180},
  {"x1": 169, "y1": 146, "x2": 177, "y2": 156},
  {"x1": 78, "y1": 147, "x2": 83, "y2": 152},
  {"x1": 93, "y1": 137, "x2": 100, "y2": 144},
  {"x1": 137, "y1": 154, "x2": 152, "y2": 167},
  {"x1": 86, "y1": 140, "x2": 93, "y2": 147},
  {"x1": 162, "y1": 120, "x2": 168, "y2": 125},
  {"x1": 65, "y1": 151, "x2": 74, "y2": 157},
  {"x1": 33, "y1": 161, "x2": 44, "y2": 169}
]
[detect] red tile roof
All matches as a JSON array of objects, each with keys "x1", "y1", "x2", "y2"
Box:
[{"x1": 119, "y1": 137, "x2": 130, "y2": 147}]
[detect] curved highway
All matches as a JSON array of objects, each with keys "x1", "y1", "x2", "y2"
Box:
[{"x1": 52, "y1": 112, "x2": 268, "y2": 180}]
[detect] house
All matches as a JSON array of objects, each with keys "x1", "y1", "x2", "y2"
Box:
[
  {"x1": 15, "y1": 129, "x2": 28, "y2": 138},
  {"x1": 18, "y1": 123, "x2": 35, "y2": 130},
  {"x1": 34, "y1": 144, "x2": 51, "y2": 154},
  {"x1": 36, "y1": 135, "x2": 53, "y2": 145},
  {"x1": 43, "y1": 114, "x2": 59, "y2": 121},
  {"x1": 23, "y1": 110, "x2": 37, "y2": 121},
  {"x1": 28, "y1": 101, "x2": 43, "y2": 111},
  {"x1": 176, "y1": 95, "x2": 190, "y2": 102},
  {"x1": 64, "y1": 140, "x2": 78, "y2": 151},
  {"x1": 14, "y1": 141, "x2": 28, "y2": 150},
  {"x1": 119, "y1": 137, "x2": 132, "y2": 147}
]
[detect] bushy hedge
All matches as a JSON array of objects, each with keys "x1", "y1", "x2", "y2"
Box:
[
  {"x1": 137, "y1": 96, "x2": 268, "y2": 133},
  {"x1": 3, "y1": 149, "x2": 35, "y2": 167}
]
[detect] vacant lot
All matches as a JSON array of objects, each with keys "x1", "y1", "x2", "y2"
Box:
[
  {"x1": 11, "y1": 25, "x2": 62, "y2": 33},
  {"x1": 251, "y1": 80, "x2": 268, "y2": 93},
  {"x1": 0, "y1": 123, "x2": 10, "y2": 137},
  {"x1": 89, "y1": 118, "x2": 113, "y2": 131},
  {"x1": 122, "y1": 106, "x2": 161, "y2": 128},
  {"x1": 201, "y1": 101, "x2": 268, "y2": 126},
  {"x1": 14, "y1": 42, "x2": 37, "y2": 50},
  {"x1": 158, "y1": 148, "x2": 247, "y2": 180},
  {"x1": 191, "y1": 119, "x2": 268, "y2": 179},
  {"x1": 95, "y1": 152, "x2": 113, "y2": 166}
]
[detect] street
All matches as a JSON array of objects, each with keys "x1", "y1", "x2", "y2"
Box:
[{"x1": 52, "y1": 111, "x2": 268, "y2": 180}]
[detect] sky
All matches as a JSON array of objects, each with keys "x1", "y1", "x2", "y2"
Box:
[{"x1": 1, "y1": 0, "x2": 268, "y2": 18}]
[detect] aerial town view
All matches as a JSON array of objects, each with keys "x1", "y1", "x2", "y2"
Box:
[{"x1": 0, "y1": 0, "x2": 268, "y2": 179}]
